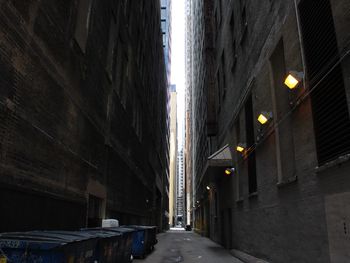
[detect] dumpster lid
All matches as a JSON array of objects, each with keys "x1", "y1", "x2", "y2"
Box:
[
  {"x1": 123, "y1": 225, "x2": 157, "y2": 230},
  {"x1": 0, "y1": 231, "x2": 99, "y2": 250},
  {"x1": 99, "y1": 227, "x2": 135, "y2": 234},
  {"x1": 0, "y1": 233, "x2": 69, "y2": 250},
  {"x1": 28, "y1": 231, "x2": 100, "y2": 241},
  {"x1": 81, "y1": 227, "x2": 133, "y2": 234},
  {"x1": 80, "y1": 229, "x2": 122, "y2": 238}
]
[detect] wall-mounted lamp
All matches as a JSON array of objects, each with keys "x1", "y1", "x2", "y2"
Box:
[
  {"x1": 225, "y1": 167, "x2": 235, "y2": 175},
  {"x1": 258, "y1": 111, "x2": 273, "y2": 125},
  {"x1": 206, "y1": 186, "x2": 211, "y2": 190},
  {"x1": 236, "y1": 143, "x2": 246, "y2": 153},
  {"x1": 284, "y1": 71, "x2": 304, "y2": 89}
]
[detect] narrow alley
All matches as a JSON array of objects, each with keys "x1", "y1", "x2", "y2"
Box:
[
  {"x1": 135, "y1": 230, "x2": 242, "y2": 263},
  {"x1": 0, "y1": 0, "x2": 350, "y2": 262}
]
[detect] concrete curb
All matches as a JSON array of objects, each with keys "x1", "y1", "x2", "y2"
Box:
[{"x1": 230, "y1": 249, "x2": 270, "y2": 263}]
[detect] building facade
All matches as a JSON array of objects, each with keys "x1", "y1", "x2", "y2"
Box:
[
  {"x1": 0, "y1": 0, "x2": 169, "y2": 232},
  {"x1": 185, "y1": 0, "x2": 194, "y2": 227},
  {"x1": 161, "y1": 0, "x2": 172, "y2": 85},
  {"x1": 188, "y1": 0, "x2": 350, "y2": 262},
  {"x1": 176, "y1": 148, "x2": 185, "y2": 225},
  {"x1": 169, "y1": 84, "x2": 177, "y2": 227}
]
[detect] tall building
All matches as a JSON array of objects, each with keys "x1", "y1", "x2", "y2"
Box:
[
  {"x1": 176, "y1": 148, "x2": 185, "y2": 225},
  {"x1": 186, "y1": 0, "x2": 214, "y2": 234},
  {"x1": 161, "y1": 0, "x2": 172, "y2": 84},
  {"x1": 0, "y1": 0, "x2": 169, "y2": 232},
  {"x1": 187, "y1": 0, "x2": 350, "y2": 261},
  {"x1": 185, "y1": 0, "x2": 194, "y2": 227},
  {"x1": 169, "y1": 84, "x2": 177, "y2": 227},
  {"x1": 161, "y1": 0, "x2": 172, "y2": 229}
]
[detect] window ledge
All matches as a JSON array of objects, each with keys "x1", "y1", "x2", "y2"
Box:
[
  {"x1": 315, "y1": 154, "x2": 350, "y2": 173},
  {"x1": 236, "y1": 197, "x2": 244, "y2": 203},
  {"x1": 277, "y1": 175, "x2": 298, "y2": 188},
  {"x1": 248, "y1": 192, "x2": 258, "y2": 198}
]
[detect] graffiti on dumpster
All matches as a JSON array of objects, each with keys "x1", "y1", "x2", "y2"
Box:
[
  {"x1": 0, "y1": 241, "x2": 20, "y2": 249},
  {"x1": 5, "y1": 253, "x2": 43, "y2": 263}
]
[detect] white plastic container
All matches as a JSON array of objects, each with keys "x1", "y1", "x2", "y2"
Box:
[{"x1": 102, "y1": 219, "x2": 119, "y2": 228}]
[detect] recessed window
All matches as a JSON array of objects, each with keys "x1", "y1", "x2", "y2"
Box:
[
  {"x1": 240, "y1": 6, "x2": 248, "y2": 45},
  {"x1": 299, "y1": 0, "x2": 350, "y2": 165},
  {"x1": 245, "y1": 95, "x2": 257, "y2": 194},
  {"x1": 221, "y1": 51, "x2": 226, "y2": 100},
  {"x1": 74, "y1": 0, "x2": 93, "y2": 53},
  {"x1": 106, "y1": 17, "x2": 117, "y2": 81},
  {"x1": 270, "y1": 39, "x2": 296, "y2": 183}
]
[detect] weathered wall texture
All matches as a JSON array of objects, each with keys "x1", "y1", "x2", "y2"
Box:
[
  {"x1": 189, "y1": 0, "x2": 350, "y2": 261},
  {"x1": 0, "y1": 0, "x2": 169, "y2": 232}
]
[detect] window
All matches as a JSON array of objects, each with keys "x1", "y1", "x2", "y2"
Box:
[
  {"x1": 132, "y1": 99, "x2": 143, "y2": 141},
  {"x1": 235, "y1": 119, "x2": 244, "y2": 201},
  {"x1": 215, "y1": 12, "x2": 219, "y2": 40},
  {"x1": 230, "y1": 11, "x2": 235, "y2": 37},
  {"x1": 221, "y1": 51, "x2": 226, "y2": 100},
  {"x1": 162, "y1": 33, "x2": 166, "y2": 47},
  {"x1": 240, "y1": 6, "x2": 248, "y2": 44},
  {"x1": 161, "y1": 7, "x2": 167, "y2": 19},
  {"x1": 245, "y1": 95, "x2": 257, "y2": 194},
  {"x1": 216, "y1": 71, "x2": 221, "y2": 113},
  {"x1": 230, "y1": 12, "x2": 237, "y2": 72},
  {"x1": 117, "y1": 46, "x2": 129, "y2": 108},
  {"x1": 231, "y1": 41, "x2": 237, "y2": 73},
  {"x1": 161, "y1": 20, "x2": 166, "y2": 32},
  {"x1": 87, "y1": 194, "x2": 103, "y2": 227},
  {"x1": 218, "y1": 0, "x2": 223, "y2": 26},
  {"x1": 215, "y1": 192, "x2": 218, "y2": 217},
  {"x1": 74, "y1": 0, "x2": 93, "y2": 53},
  {"x1": 106, "y1": 17, "x2": 117, "y2": 81},
  {"x1": 123, "y1": 0, "x2": 130, "y2": 16},
  {"x1": 270, "y1": 39, "x2": 296, "y2": 183},
  {"x1": 299, "y1": 0, "x2": 350, "y2": 165}
]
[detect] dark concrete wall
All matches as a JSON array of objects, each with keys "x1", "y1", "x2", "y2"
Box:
[{"x1": 0, "y1": 0, "x2": 169, "y2": 232}]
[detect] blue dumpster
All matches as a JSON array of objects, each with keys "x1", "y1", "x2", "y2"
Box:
[
  {"x1": 78, "y1": 229, "x2": 121, "y2": 263},
  {"x1": 0, "y1": 231, "x2": 99, "y2": 263},
  {"x1": 85, "y1": 227, "x2": 134, "y2": 263},
  {"x1": 103, "y1": 228, "x2": 134, "y2": 263},
  {"x1": 144, "y1": 226, "x2": 157, "y2": 250},
  {"x1": 125, "y1": 227, "x2": 146, "y2": 259},
  {"x1": 28, "y1": 230, "x2": 102, "y2": 262},
  {"x1": 124, "y1": 225, "x2": 157, "y2": 254}
]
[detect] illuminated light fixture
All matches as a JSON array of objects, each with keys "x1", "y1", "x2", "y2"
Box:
[
  {"x1": 258, "y1": 111, "x2": 272, "y2": 125},
  {"x1": 284, "y1": 71, "x2": 304, "y2": 89},
  {"x1": 206, "y1": 186, "x2": 211, "y2": 190},
  {"x1": 225, "y1": 167, "x2": 235, "y2": 175},
  {"x1": 236, "y1": 143, "x2": 246, "y2": 153}
]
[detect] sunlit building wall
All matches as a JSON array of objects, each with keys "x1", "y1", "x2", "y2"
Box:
[
  {"x1": 169, "y1": 85, "x2": 177, "y2": 226},
  {"x1": 185, "y1": 0, "x2": 194, "y2": 226}
]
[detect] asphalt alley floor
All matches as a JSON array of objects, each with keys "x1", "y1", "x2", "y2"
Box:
[{"x1": 134, "y1": 229, "x2": 243, "y2": 263}]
